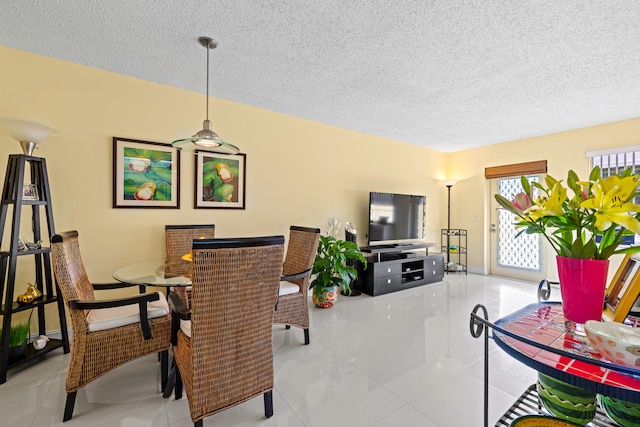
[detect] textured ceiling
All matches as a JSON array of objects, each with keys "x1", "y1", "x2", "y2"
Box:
[{"x1": 1, "y1": 1, "x2": 640, "y2": 152}]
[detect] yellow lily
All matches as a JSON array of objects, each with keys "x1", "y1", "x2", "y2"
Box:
[
  {"x1": 524, "y1": 182, "x2": 567, "y2": 221},
  {"x1": 581, "y1": 175, "x2": 640, "y2": 233}
]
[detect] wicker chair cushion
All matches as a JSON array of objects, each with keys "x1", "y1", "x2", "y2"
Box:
[
  {"x1": 278, "y1": 281, "x2": 300, "y2": 296},
  {"x1": 86, "y1": 291, "x2": 169, "y2": 332}
]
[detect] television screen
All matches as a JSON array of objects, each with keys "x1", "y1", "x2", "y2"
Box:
[{"x1": 368, "y1": 192, "x2": 426, "y2": 245}]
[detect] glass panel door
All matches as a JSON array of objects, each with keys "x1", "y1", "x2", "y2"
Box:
[{"x1": 489, "y1": 175, "x2": 546, "y2": 282}]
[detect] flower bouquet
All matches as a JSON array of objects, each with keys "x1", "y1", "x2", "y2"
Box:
[{"x1": 494, "y1": 166, "x2": 640, "y2": 324}]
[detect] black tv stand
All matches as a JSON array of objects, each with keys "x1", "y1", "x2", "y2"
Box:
[{"x1": 359, "y1": 243, "x2": 443, "y2": 296}]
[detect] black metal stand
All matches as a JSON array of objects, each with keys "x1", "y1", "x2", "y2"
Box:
[
  {"x1": 446, "y1": 184, "x2": 452, "y2": 267},
  {"x1": 0, "y1": 154, "x2": 70, "y2": 383},
  {"x1": 470, "y1": 304, "x2": 490, "y2": 427},
  {"x1": 342, "y1": 224, "x2": 361, "y2": 297}
]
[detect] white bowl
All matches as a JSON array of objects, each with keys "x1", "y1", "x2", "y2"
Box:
[{"x1": 584, "y1": 320, "x2": 640, "y2": 369}]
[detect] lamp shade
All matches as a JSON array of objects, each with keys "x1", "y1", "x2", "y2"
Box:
[
  {"x1": 171, "y1": 37, "x2": 240, "y2": 154},
  {"x1": 442, "y1": 179, "x2": 458, "y2": 187},
  {"x1": 0, "y1": 118, "x2": 56, "y2": 155}
]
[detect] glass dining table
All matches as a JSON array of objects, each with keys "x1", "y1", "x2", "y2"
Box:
[
  {"x1": 112, "y1": 257, "x2": 192, "y2": 287},
  {"x1": 113, "y1": 257, "x2": 190, "y2": 398}
]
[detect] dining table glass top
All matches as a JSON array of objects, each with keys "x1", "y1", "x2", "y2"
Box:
[{"x1": 112, "y1": 257, "x2": 192, "y2": 287}]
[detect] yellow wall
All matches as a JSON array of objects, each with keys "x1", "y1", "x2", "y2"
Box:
[
  {"x1": 2, "y1": 45, "x2": 640, "y2": 333},
  {"x1": 0, "y1": 46, "x2": 447, "y2": 330},
  {"x1": 447, "y1": 117, "x2": 640, "y2": 277}
]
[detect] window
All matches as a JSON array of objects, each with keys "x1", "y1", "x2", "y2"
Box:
[
  {"x1": 587, "y1": 145, "x2": 640, "y2": 178},
  {"x1": 587, "y1": 145, "x2": 640, "y2": 245}
]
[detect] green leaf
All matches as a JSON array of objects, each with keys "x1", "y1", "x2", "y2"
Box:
[
  {"x1": 520, "y1": 176, "x2": 531, "y2": 195},
  {"x1": 203, "y1": 171, "x2": 222, "y2": 190},
  {"x1": 214, "y1": 184, "x2": 234, "y2": 201},
  {"x1": 149, "y1": 165, "x2": 173, "y2": 183}
]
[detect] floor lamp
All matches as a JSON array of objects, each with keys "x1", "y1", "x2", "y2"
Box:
[{"x1": 443, "y1": 180, "x2": 457, "y2": 270}]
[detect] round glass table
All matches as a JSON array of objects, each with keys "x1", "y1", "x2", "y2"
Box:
[
  {"x1": 113, "y1": 258, "x2": 191, "y2": 398},
  {"x1": 112, "y1": 258, "x2": 192, "y2": 287}
]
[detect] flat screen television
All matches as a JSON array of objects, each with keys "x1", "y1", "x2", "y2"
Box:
[{"x1": 368, "y1": 192, "x2": 426, "y2": 245}]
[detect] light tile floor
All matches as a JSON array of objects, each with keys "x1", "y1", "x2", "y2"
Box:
[{"x1": 0, "y1": 274, "x2": 546, "y2": 426}]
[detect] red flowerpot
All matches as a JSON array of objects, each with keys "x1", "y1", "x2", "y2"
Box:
[{"x1": 556, "y1": 256, "x2": 609, "y2": 325}]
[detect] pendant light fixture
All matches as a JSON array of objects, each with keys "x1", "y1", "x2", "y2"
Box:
[{"x1": 172, "y1": 36, "x2": 239, "y2": 154}]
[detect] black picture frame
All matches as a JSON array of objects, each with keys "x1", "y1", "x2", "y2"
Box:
[
  {"x1": 112, "y1": 137, "x2": 180, "y2": 208},
  {"x1": 194, "y1": 151, "x2": 246, "y2": 209}
]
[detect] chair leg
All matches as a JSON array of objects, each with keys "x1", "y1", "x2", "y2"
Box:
[
  {"x1": 63, "y1": 391, "x2": 77, "y2": 422},
  {"x1": 175, "y1": 365, "x2": 183, "y2": 400},
  {"x1": 264, "y1": 390, "x2": 273, "y2": 418},
  {"x1": 160, "y1": 350, "x2": 168, "y2": 390},
  {"x1": 163, "y1": 359, "x2": 176, "y2": 398},
  {"x1": 285, "y1": 325, "x2": 291, "y2": 329},
  {"x1": 194, "y1": 420, "x2": 203, "y2": 427},
  {"x1": 304, "y1": 328, "x2": 310, "y2": 345}
]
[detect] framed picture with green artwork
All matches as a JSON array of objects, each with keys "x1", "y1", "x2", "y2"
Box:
[
  {"x1": 112, "y1": 137, "x2": 180, "y2": 208},
  {"x1": 195, "y1": 151, "x2": 246, "y2": 209}
]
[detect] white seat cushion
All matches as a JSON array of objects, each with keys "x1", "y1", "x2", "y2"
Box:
[
  {"x1": 86, "y1": 291, "x2": 169, "y2": 332},
  {"x1": 179, "y1": 282, "x2": 301, "y2": 338},
  {"x1": 278, "y1": 281, "x2": 300, "y2": 296},
  {"x1": 180, "y1": 319, "x2": 191, "y2": 338}
]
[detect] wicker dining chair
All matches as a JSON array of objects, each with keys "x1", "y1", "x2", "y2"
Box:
[
  {"x1": 50, "y1": 230, "x2": 171, "y2": 422},
  {"x1": 164, "y1": 224, "x2": 215, "y2": 308},
  {"x1": 169, "y1": 236, "x2": 285, "y2": 426},
  {"x1": 274, "y1": 226, "x2": 320, "y2": 345}
]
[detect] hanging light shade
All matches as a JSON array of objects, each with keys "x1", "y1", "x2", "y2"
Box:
[{"x1": 172, "y1": 36, "x2": 239, "y2": 154}]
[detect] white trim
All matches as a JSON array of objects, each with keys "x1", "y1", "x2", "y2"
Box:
[{"x1": 585, "y1": 145, "x2": 640, "y2": 158}]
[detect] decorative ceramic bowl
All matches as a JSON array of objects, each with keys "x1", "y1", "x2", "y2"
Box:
[
  {"x1": 536, "y1": 373, "x2": 596, "y2": 425},
  {"x1": 584, "y1": 320, "x2": 640, "y2": 368},
  {"x1": 598, "y1": 394, "x2": 640, "y2": 427},
  {"x1": 510, "y1": 415, "x2": 583, "y2": 427}
]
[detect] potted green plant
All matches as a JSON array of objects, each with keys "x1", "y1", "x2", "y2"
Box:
[
  {"x1": 1, "y1": 321, "x2": 30, "y2": 362},
  {"x1": 310, "y1": 234, "x2": 367, "y2": 308}
]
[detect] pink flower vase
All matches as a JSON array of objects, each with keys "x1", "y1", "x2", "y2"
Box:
[{"x1": 556, "y1": 256, "x2": 609, "y2": 327}]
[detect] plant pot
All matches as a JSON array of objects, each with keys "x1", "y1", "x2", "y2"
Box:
[
  {"x1": 7, "y1": 341, "x2": 27, "y2": 363},
  {"x1": 556, "y1": 256, "x2": 609, "y2": 327},
  {"x1": 312, "y1": 285, "x2": 337, "y2": 308}
]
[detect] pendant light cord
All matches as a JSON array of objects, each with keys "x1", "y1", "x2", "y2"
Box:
[{"x1": 205, "y1": 42, "x2": 210, "y2": 121}]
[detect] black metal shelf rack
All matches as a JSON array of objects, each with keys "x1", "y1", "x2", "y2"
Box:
[
  {"x1": 441, "y1": 228, "x2": 467, "y2": 274},
  {"x1": 0, "y1": 154, "x2": 69, "y2": 383}
]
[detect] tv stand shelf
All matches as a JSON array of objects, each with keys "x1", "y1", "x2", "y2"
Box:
[
  {"x1": 359, "y1": 244, "x2": 443, "y2": 296},
  {"x1": 360, "y1": 243, "x2": 435, "y2": 262}
]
